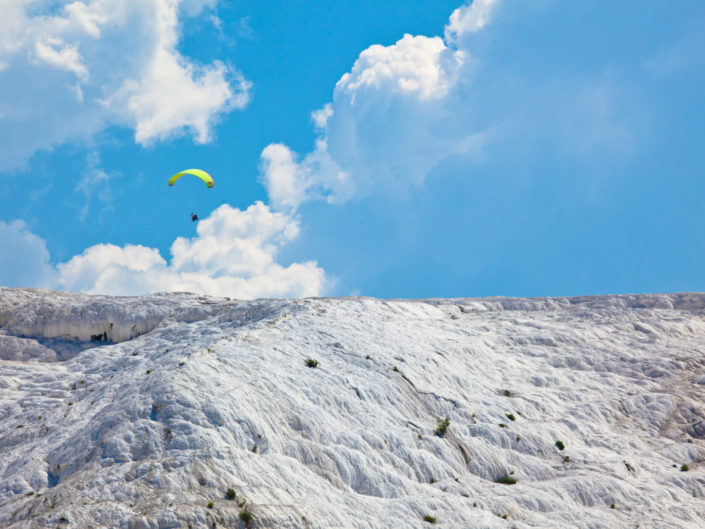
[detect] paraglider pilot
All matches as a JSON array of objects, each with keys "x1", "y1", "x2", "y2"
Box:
[{"x1": 191, "y1": 213, "x2": 199, "y2": 222}]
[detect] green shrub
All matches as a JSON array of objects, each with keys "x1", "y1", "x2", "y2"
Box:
[
  {"x1": 423, "y1": 515, "x2": 437, "y2": 524},
  {"x1": 305, "y1": 358, "x2": 318, "y2": 368},
  {"x1": 681, "y1": 464, "x2": 689, "y2": 472},
  {"x1": 498, "y1": 423, "x2": 507, "y2": 428},
  {"x1": 207, "y1": 502, "x2": 214, "y2": 509},
  {"x1": 239, "y1": 508, "x2": 253, "y2": 527},
  {"x1": 505, "y1": 413, "x2": 516, "y2": 421},
  {"x1": 495, "y1": 475, "x2": 517, "y2": 485},
  {"x1": 435, "y1": 416, "x2": 451, "y2": 437},
  {"x1": 555, "y1": 440, "x2": 565, "y2": 451},
  {"x1": 16, "y1": 424, "x2": 24, "y2": 428},
  {"x1": 226, "y1": 488, "x2": 236, "y2": 500}
]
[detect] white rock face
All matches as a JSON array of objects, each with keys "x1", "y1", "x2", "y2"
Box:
[{"x1": 0, "y1": 288, "x2": 704, "y2": 528}]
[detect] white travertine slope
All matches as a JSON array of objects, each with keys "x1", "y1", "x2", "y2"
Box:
[{"x1": 0, "y1": 288, "x2": 704, "y2": 528}]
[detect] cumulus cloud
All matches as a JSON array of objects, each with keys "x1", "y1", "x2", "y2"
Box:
[
  {"x1": 0, "y1": 0, "x2": 250, "y2": 169},
  {"x1": 336, "y1": 34, "x2": 463, "y2": 101},
  {"x1": 1, "y1": 203, "x2": 327, "y2": 298},
  {"x1": 259, "y1": 0, "x2": 631, "y2": 211},
  {"x1": 0, "y1": 220, "x2": 58, "y2": 288},
  {"x1": 259, "y1": 25, "x2": 485, "y2": 208}
]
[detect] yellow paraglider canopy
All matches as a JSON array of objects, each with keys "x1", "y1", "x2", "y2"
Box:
[{"x1": 168, "y1": 169, "x2": 214, "y2": 188}]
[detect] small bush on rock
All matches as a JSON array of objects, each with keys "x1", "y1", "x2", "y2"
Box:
[
  {"x1": 239, "y1": 507, "x2": 253, "y2": 527},
  {"x1": 435, "y1": 416, "x2": 451, "y2": 437}
]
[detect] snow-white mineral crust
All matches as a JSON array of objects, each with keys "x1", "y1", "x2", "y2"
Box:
[{"x1": 0, "y1": 287, "x2": 704, "y2": 528}]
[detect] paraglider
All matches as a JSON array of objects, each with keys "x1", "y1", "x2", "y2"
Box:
[
  {"x1": 168, "y1": 168, "x2": 214, "y2": 188},
  {"x1": 169, "y1": 169, "x2": 213, "y2": 221}
]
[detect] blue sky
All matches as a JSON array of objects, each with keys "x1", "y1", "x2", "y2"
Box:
[{"x1": 0, "y1": 0, "x2": 703, "y2": 299}]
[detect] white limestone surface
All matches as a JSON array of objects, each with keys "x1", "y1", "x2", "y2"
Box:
[{"x1": 0, "y1": 288, "x2": 704, "y2": 528}]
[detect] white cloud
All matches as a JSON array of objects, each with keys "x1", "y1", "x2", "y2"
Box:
[
  {"x1": 0, "y1": 0, "x2": 250, "y2": 169},
  {"x1": 311, "y1": 103, "x2": 333, "y2": 131},
  {"x1": 336, "y1": 34, "x2": 463, "y2": 101},
  {"x1": 58, "y1": 203, "x2": 327, "y2": 298},
  {"x1": 260, "y1": 139, "x2": 353, "y2": 211},
  {"x1": 259, "y1": 31, "x2": 483, "y2": 207},
  {"x1": 445, "y1": 0, "x2": 500, "y2": 43},
  {"x1": 0, "y1": 220, "x2": 58, "y2": 288},
  {"x1": 111, "y1": 56, "x2": 248, "y2": 145},
  {"x1": 1, "y1": 203, "x2": 328, "y2": 298},
  {"x1": 34, "y1": 38, "x2": 89, "y2": 80},
  {"x1": 259, "y1": 0, "x2": 630, "y2": 212},
  {"x1": 259, "y1": 144, "x2": 313, "y2": 212},
  {"x1": 57, "y1": 243, "x2": 168, "y2": 295},
  {"x1": 63, "y1": 1, "x2": 107, "y2": 38}
]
